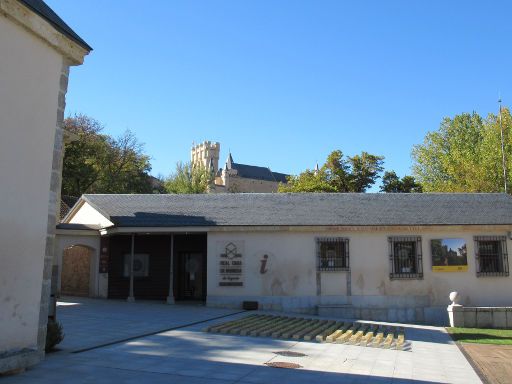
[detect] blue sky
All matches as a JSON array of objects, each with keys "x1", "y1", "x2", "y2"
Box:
[{"x1": 47, "y1": 1, "x2": 512, "y2": 188}]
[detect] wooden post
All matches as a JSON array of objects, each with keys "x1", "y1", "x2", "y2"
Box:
[
  {"x1": 127, "y1": 233, "x2": 135, "y2": 302},
  {"x1": 167, "y1": 234, "x2": 175, "y2": 304}
]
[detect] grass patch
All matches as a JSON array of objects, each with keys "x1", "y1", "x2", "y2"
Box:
[{"x1": 447, "y1": 327, "x2": 512, "y2": 345}]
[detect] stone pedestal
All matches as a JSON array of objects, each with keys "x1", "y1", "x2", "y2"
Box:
[{"x1": 447, "y1": 304, "x2": 464, "y2": 327}]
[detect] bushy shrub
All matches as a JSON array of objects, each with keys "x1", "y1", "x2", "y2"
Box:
[{"x1": 45, "y1": 321, "x2": 64, "y2": 352}]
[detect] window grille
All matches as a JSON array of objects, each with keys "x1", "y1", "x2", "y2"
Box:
[
  {"x1": 474, "y1": 236, "x2": 509, "y2": 277},
  {"x1": 389, "y1": 236, "x2": 423, "y2": 279},
  {"x1": 316, "y1": 238, "x2": 349, "y2": 271}
]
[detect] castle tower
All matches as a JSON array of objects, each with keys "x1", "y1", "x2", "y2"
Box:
[{"x1": 191, "y1": 141, "x2": 220, "y2": 173}]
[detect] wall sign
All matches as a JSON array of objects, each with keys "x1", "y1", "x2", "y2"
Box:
[
  {"x1": 431, "y1": 238, "x2": 468, "y2": 272},
  {"x1": 99, "y1": 237, "x2": 109, "y2": 273},
  {"x1": 219, "y1": 242, "x2": 243, "y2": 286}
]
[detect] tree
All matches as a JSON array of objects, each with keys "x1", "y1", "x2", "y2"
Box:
[
  {"x1": 164, "y1": 161, "x2": 214, "y2": 194},
  {"x1": 279, "y1": 150, "x2": 384, "y2": 193},
  {"x1": 62, "y1": 114, "x2": 154, "y2": 196},
  {"x1": 380, "y1": 171, "x2": 423, "y2": 193},
  {"x1": 412, "y1": 108, "x2": 512, "y2": 193}
]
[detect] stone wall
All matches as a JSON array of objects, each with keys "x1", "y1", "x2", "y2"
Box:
[
  {"x1": 449, "y1": 305, "x2": 512, "y2": 329},
  {"x1": 37, "y1": 60, "x2": 70, "y2": 353}
]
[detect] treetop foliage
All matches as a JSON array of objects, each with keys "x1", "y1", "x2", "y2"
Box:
[
  {"x1": 380, "y1": 171, "x2": 423, "y2": 193},
  {"x1": 62, "y1": 114, "x2": 155, "y2": 197},
  {"x1": 164, "y1": 161, "x2": 214, "y2": 194},
  {"x1": 279, "y1": 150, "x2": 385, "y2": 193},
  {"x1": 412, "y1": 108, "x2": 512, "y2": 193}
]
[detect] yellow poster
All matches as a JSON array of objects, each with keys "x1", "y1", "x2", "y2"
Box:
[{"x1": 432, "y1": 265, "x2": 468, "y2": 272}]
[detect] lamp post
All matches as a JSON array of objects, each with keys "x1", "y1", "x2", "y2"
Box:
[{"x1": 499, "y1": 98, "x2": 507, "y2": 194}]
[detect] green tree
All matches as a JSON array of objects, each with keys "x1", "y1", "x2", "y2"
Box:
[
  {"x1": 412, "y1": 108, "x2": 512, "y2": 192},
  {"x1": 279, "y1": 150, "x2": 384, "y2": 193},
  {"x1": 164, "y1": 161, "x2": 214, "y2": 194},
  {"x1": 380, "y1": 171, "x2": 423, "y2": 193},
  {"x1": 62, "y1": 114, "x2": 154, "y2": 196}
]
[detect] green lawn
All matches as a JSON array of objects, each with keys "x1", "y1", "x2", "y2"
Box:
[{"x1": 447, "y1": 327, "x2": 512, "y2": 345}]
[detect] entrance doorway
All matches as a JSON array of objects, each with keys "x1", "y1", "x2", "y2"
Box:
[
  {"x1": 61, "y1": 245, "x2": 92, "y2": 296},
  {"x1": 174, "y1": 234, "x2": 207, "y2": 301}
]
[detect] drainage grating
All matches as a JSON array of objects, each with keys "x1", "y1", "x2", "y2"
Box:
[
  {"x1": 265, "y1": 362, "x2": 302, "y2": 369},
  {"x1": 274, "y1": 351, "x2": 307, "y2": 357}
]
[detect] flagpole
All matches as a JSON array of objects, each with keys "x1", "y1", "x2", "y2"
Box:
[{"x1": 499, "y1": 97, "x2": 507, "y2": 193}]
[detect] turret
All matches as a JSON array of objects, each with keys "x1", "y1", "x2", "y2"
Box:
[{"x1": 191, "y1": 141, "x2": 220, "y2": 173}]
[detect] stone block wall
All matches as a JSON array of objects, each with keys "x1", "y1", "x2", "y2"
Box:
[
  {"x1": 449, "y1": 306, "x2": 512, "y2": 329},
  {"x1": 37, "y1": 60, "x2": 70, "y2": 353}
]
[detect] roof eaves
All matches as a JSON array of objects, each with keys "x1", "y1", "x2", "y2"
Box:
[{"x1": 18, "y1": 0, "x2": 92, "y2": 51}]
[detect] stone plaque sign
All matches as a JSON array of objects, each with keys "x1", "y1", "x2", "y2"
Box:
[{"x1": 219, "y1": 242, "x2": 243, "y2": 286}]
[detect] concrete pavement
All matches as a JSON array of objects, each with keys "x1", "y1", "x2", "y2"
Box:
[{"x1": 2, "y1": 297, "x2": 481, "y2": 383}]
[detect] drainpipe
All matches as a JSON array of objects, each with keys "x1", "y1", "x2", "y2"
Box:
[
  {"x1": 166, "y1": 234, "x2": 175, "y2": 304},
  {"x1": 127, "y1": 233, "x2": 135, "y2": 302}
]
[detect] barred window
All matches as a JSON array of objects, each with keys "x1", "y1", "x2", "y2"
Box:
[
  {"x1": 474, "y1": 236, "x2": 509, "y2": 277},
  {"x1": 389, "y1": 236, "x2": 423, "y2": 279},
  {"x1": 316, "y1": 238, "x2": 349, "y2": 271}
]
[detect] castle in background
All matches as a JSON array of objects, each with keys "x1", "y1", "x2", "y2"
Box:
[{"x1": 191, "y1": 141, "x2": 289, "y2": 193}]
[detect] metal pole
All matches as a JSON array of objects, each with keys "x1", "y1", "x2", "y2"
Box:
[
  {"x1": 127, "y1": 233, "x2": 135, "y2": 302},
  {"x1": 499, "y1": 98, "x2": 508, "y2": 193},
  {"x1": 166, "y1": 234, "x2": 175, "y2": 304}
]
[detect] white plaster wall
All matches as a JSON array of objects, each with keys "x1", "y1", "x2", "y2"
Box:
[
  {"x1": 209, "y1": 232, "x2": 318, "y2": 298},
  {"x1": 54, "y1": 234, "x2": 101, "y2": 297},
  {"x1": 68, "y1": 202, "x2": 113, "y2": 227},
  {"x1": 0, "y1": 15, "x2": 63, "y2": 351},
  {"x1": 207, "y1": 228, "x2": 512, "y2": 314}
]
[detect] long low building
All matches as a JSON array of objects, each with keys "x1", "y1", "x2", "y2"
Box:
[{"x1": 56, "y1": 193, "x2": 512, "y2": 325}]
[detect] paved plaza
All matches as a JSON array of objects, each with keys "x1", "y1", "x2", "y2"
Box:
[{"x1": 3, "y1": 298, "x2": 482, "y2": 383}]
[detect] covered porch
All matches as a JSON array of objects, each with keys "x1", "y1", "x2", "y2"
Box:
[{"x1": 55, "y1": 226, "x2": 207, "y2": 303}]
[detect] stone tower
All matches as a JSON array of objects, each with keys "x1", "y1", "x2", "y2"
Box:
[{"x1": 191, "y1": 141, "x2": 220, "y2": 173}]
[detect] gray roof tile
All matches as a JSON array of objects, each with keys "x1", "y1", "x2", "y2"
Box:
[{"x1": 80, "y1": 193, "x2": 512, "y2": 228}]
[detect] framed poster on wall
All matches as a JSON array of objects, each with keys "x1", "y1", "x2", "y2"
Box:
[{"x1": 431, "y1": 239, "x2": 468, "y2": 272}]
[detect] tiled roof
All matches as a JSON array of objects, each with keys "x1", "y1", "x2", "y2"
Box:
[
  {"x1": 59, "y1": 195, "x2": 79, "y2": 222},
  {"x1": 56, "y1": 223, "x2": 102, "y2": 231},
  {"x1": 19, "y1": 0, "x2": 92, "y2": 50},
  {"x1": 231, "y1": 162, "x2": 288, "y2": 183},
  {"x1": 79, "y1": 193, "x2": 512, "y2": 228}
]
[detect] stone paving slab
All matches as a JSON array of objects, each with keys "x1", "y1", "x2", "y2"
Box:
[
  {"x1": 2, "y1": 298, "x2": 483, "y2": 383},
  {"x1": 54, "y1": 296, "x2": 241, "y2": 351}
]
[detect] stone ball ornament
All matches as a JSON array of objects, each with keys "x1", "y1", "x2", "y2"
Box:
[{"x1": 449, "y1": 291, "x2": 459, "y2": 305}]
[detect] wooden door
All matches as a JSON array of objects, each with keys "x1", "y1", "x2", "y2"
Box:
[{"x1": 61, "y1": 246, "x2": 91, "y2": 296}]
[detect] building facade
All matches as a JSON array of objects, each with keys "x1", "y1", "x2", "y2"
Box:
[
  {"x1": 57, "y1": 193, "x2": 512, "y2": 326},
  {"x1": 191, "y1": 141, "x2": 288, "y2": 193},
  {"x1": 0, "y1": 0, "x2": 90, "y2": 373}
]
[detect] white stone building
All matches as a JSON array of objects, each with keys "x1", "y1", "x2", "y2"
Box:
[
  {"x1": 57, "y1": 193, "x2": 512, "y2": 326},
  {"x1": 0, "y1": 0, "x2": 90, "y2": 373}
]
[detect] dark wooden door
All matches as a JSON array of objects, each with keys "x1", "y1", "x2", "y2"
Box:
[{"x1": 175, "y1": 252, "x2": 206, "y2": 301}]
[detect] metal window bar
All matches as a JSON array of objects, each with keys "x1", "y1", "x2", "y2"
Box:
[
  {"x1": 316, "y1": 237, "x2": 350, "y2": 272},
  {"x1": 474, "y1": 236, "x2": 509, "y2": 277},
  {"x1": 389, "y1": 236, "x2": 423, "y2": 279}
]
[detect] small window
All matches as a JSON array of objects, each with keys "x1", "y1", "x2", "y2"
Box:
[
  {"x1": 474, "y1": 236, "x2": 509, "y2": 277},
  {"x1": 316, "y1": 238, "x2": 349, "y2": 271},
  {"x1": 389, "y1": 236, "x2": 423, "y2": 279}
]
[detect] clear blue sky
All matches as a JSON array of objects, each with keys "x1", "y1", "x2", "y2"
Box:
[{"x1": 47, "y1": 0, "x2": 512, "y2": 189}]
